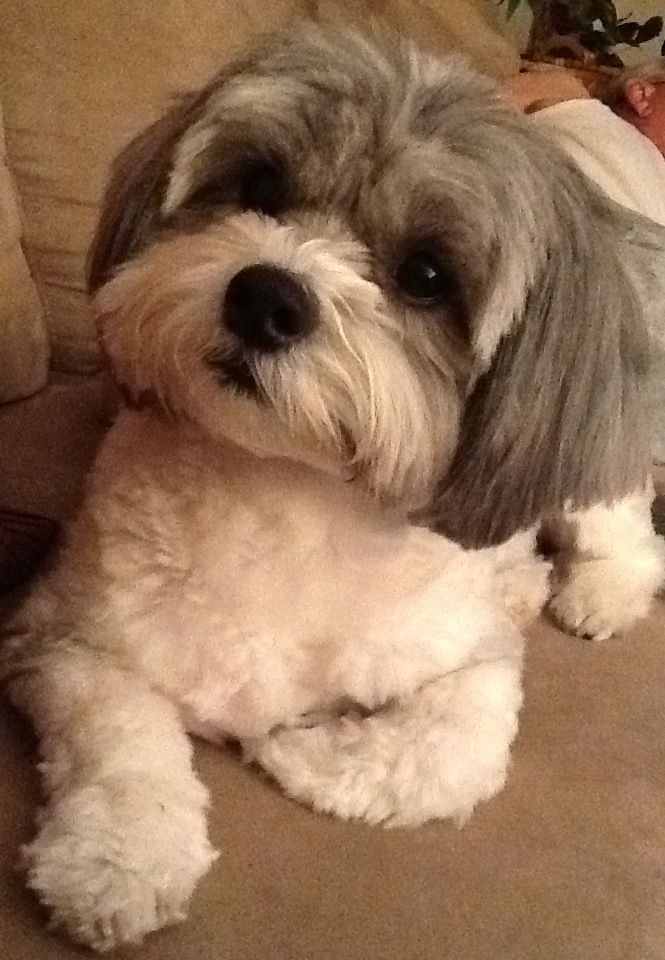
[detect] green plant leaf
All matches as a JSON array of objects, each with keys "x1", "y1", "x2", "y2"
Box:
[
  {"x1": 616, "y1": 21, "x2": 639, "y2": 43},
  {"x1": 580, "y1": 29, "x2": 611, "y2": 52},
  {"x1": 636, "y1": 16, "x2": 663, "y2": 45},
  {"x1": 597, "y1": 1, "x2": 618, "y2": 32}
]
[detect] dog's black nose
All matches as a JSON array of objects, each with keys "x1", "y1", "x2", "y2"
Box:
[{"x1": 224, "y1": 265, "x2": 317, "y2": 352}]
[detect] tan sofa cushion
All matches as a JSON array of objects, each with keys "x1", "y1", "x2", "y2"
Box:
[
  {"x1": 0, "y1": 102, "x2": 49, "y2": 403},
  {"x1": 0, "y1": 0, "x2": 518, "y2": 373}
]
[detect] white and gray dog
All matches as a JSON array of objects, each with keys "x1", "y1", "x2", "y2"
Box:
[{"x1": 2, "y1": 22, "x2": 665, "y2": 952}]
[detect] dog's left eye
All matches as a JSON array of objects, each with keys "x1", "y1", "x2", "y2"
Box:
[
  {"x1": 238, "y1": 161, "x2": 287, "y2": 216},
  {"x1": 395, "y1": 252, "x2": 451, "y2": 304}
]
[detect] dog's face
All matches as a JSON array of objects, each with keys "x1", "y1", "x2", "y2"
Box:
[{"x1": 90, "y1": 24, "x2": 654, "y2": 544}]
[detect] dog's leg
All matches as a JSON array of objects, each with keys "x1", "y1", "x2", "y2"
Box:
[
  {"x1": 245, "y1": 654, "x2": 522, "y2": 827},
  {"x1": 4, "y1": 643, "x2": 217, "y2": 952},
  {"x1": 546, "y1": 487, "x2": 665, "y2": 640},
  {"x1": 477, "y1": 528, "x2": 551, "y2": 628}
]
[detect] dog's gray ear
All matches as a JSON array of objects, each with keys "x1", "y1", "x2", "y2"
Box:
[
  {"x1": 622, "y1": 212, "x2": 665, "y2": 350},
  {"x1": 86, "y1": 92, "x2": 204, "y2": 293},
  {"x1": 432, "y1": 180, "x2": 654, "y2": 548}
]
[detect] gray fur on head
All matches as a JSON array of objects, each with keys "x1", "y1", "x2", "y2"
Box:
[
  {"x1": 432, "y1": 184, "x2": 658, "y2": 546},
  {"x1": 88, "y1": 21, "x2": 660, "y2": 547}
]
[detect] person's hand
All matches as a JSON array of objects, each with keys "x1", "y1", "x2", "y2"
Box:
[
  {"x1": 617, "y1": 76, "x2": 665, "y2": 157},
  {"x1": 623, "y1": 77, "x2": 659, "y2": 117}
]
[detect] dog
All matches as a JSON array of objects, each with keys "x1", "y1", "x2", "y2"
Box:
[{"x1": 2, "y1": 21, "x2": 664, "y2": 952}]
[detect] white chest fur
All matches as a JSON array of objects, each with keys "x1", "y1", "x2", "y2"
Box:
[{"x1": 47, "y1": 409, "x2": 513, "y2": 739}]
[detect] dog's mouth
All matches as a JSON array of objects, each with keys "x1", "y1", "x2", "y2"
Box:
[
  {"x1": 208, "y1": 351, "x2": 263, "y2": 398},
  {"x1": 207, "y1": 351, "x2": 363, "y2": 482},
  {"x1": 339, "y1": 424, "x2": 359, "y2": 474}
]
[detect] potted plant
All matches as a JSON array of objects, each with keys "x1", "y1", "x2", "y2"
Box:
[{"x1": 499, "y1": 0, "x2": 664, "y2": 67}]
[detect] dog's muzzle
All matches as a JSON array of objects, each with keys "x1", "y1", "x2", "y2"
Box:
[{"x1": 223, "y1": 264, "x2": 318, "y2": 353}]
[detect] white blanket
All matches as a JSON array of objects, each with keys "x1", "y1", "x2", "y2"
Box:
[{"x1": 533, "y1": 98, "x2": 665, "y2": 226}]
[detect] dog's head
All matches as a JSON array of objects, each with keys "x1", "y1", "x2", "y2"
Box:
[{"x1": 89, "y1": 23, "x2": 654, "y2": 545}]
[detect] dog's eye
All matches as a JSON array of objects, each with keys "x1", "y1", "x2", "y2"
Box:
[
  {"x1": 238, "y1": 161, "x2": 287, "y2": 216},
  {"x1": 185, "y1": 178, "x2": 232, "y2": 209},
  {"x1": 395, "y1": 252, "x2": 452, "y2": 304}
]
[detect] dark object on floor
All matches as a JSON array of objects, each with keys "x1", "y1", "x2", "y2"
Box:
[{"x1": 0, "y1": 508, "x2": 59, "y2": 594}]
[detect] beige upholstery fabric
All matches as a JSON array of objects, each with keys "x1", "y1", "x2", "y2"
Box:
[
  {"x1": 0, "y1": 0, "x2": 518, "y2": 373},
  {"x1": 0, "y1": 102, "x2": 48, "y2": 403}
]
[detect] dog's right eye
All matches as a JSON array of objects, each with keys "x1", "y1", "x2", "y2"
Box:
[
  {"x1": 182, "y1": 160, "x2": 288, "y2": 215},
  {"x1": 238, "y1": 161, "x2": 288, "y2": 216},
  {"x1": 395, "y1": 251, "x2": 453, "y2": 305}
]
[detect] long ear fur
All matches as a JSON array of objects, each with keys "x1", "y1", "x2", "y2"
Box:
[
  {"x1": 86, "y1": 91, "x2": 207, "y2": 293},
  {"x1": 622, "y1": 211, "x2": 665, "y2": 350},
  {"x1": 85, "y1": 21, "x2": 312, "y2": 293},
  {"x1": 432, "y1": 173, "x2": 656, "y2": 548}
]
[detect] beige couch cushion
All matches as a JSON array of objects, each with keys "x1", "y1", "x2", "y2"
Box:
[
  {"x1": 0, "y1": 0, "x2": 518, "y2": 373},
  {"x1": 0, "y1": 102, "x2": 49, "y2": 403}
]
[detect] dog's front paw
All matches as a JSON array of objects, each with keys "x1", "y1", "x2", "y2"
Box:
[
  {"x1": 549, "y1": 555, "x2": 660, "y2": 640},
  {"x1": 247, "y1": 661, "x2": 521, "y2": 828},
  {"x1": 23, "y1": 779, "x2": 217, "y2": 952},
  {"x1": 495, "y1": 555, "x2": 551, "y2": 628},
  {"x1": 248, "y1": 723, "x2": 413, "y2": 826},
  {"x1": 249, "y1": 718, "x2": 510, "y2": 828}
]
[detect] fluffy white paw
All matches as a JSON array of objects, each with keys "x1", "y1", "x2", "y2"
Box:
[
  {"x1": 477, "y1": 531, "x2": 550, "y2": 628},
  {"x1": 495, "y1": 556, "x2": 551, "y2": 628},
  {"x1": 247, "y1": 662, "x2": 520, "y2": 829},
  {"x1": 549, "y1": 555, "x2": 660, "y2": 640},
  {"x1": 24, "y1": 779, "x2": 217, "y2": 952},
  {"x1": 249, "y1": 720, "x2": 511, "y2": 828}
]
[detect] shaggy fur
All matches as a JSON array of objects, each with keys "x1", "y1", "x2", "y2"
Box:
[
  {"x1": 3, "y1": 414, "x2": 547, "y2": 950},
  {"x1": 2, "y1": 21, "x2": 664, "y2": 951}
]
